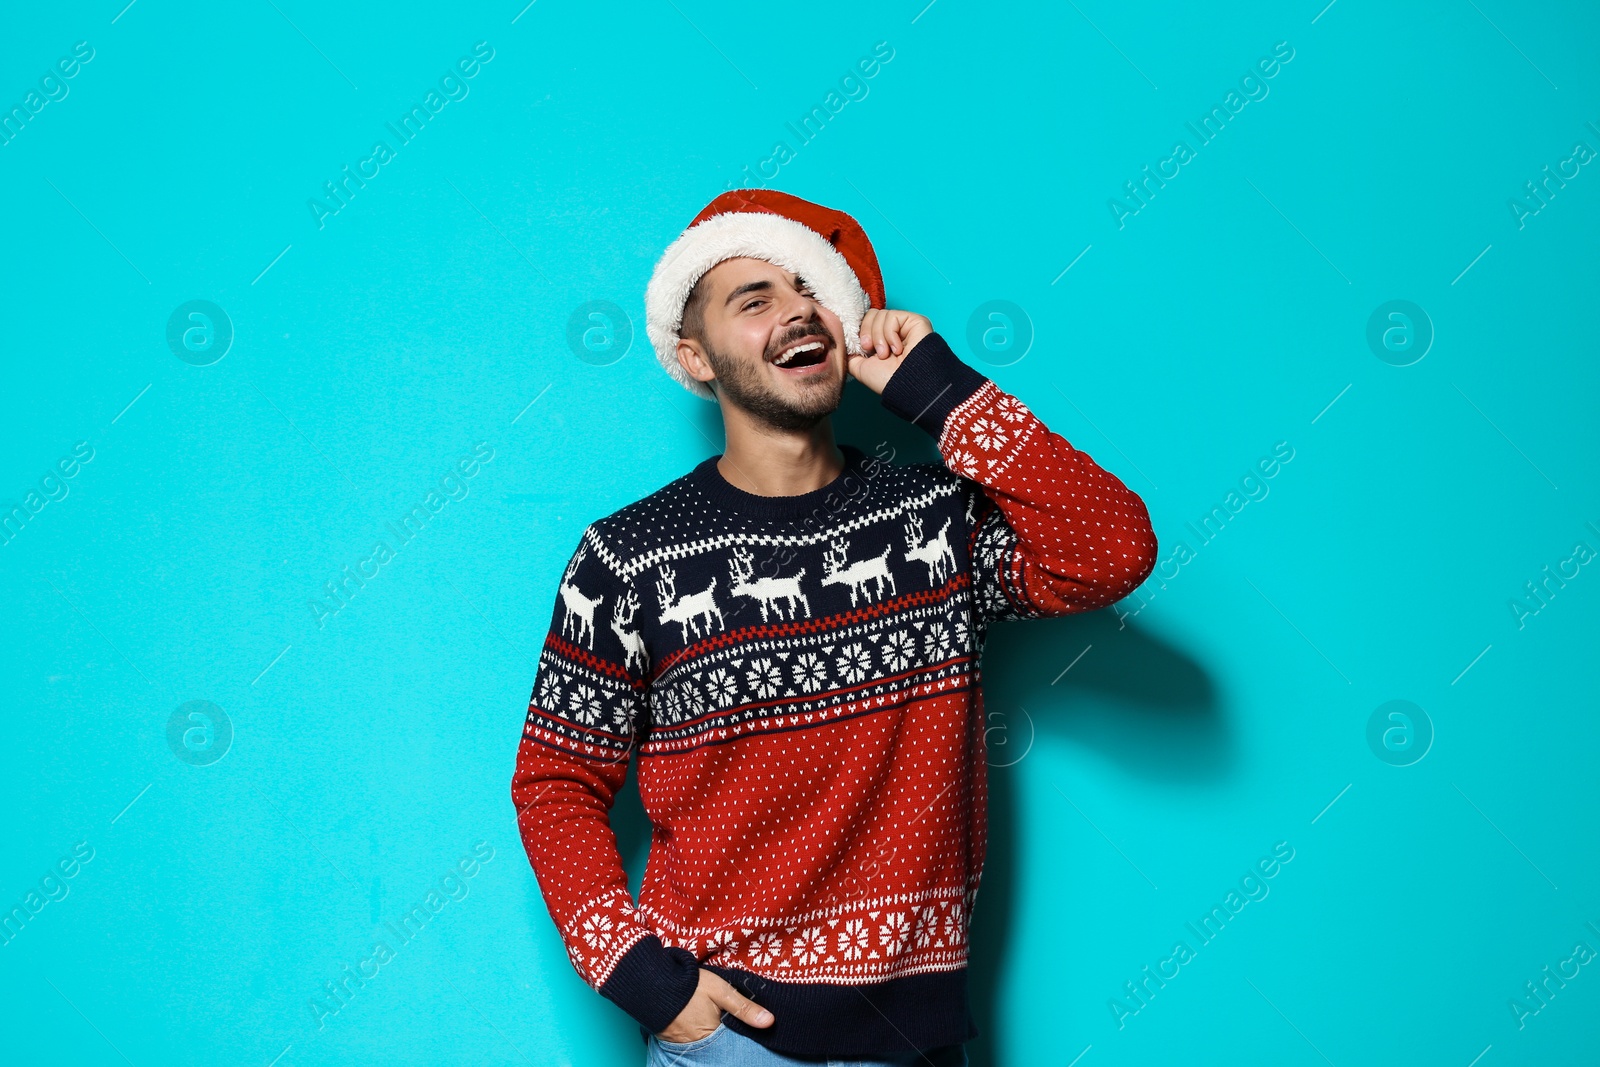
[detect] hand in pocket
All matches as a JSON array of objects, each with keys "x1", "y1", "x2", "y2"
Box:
[{"x1": 655, "y1": 967, "x2": 774, "y2": 1045}]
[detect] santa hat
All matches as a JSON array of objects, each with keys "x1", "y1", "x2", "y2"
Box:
[{"x1": 644, "y1": 189, "x2": 887, "y2": 401}]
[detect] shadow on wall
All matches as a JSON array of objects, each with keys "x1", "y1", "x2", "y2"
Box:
[
  {"x1": 982, "y1": 609, "x2": 1231, "y2": 784},
  {"x1": 965, "y1": 611, "x2": 1227, "y2": 1067},
  {"x1": 607, "y1": 376, "x2": 1229, "y2": 1065}
]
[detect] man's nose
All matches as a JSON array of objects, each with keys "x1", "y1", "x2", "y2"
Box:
[{"x1": 778, "y1": 288, "x2": 818, "y2": 326}]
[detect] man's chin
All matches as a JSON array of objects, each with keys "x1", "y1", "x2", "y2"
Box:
[
  {"x1": 733, "y1": 373, "x2": 843, "y2": 428},
  {"x1": 777, "y1": 364, "x2": 845, "y2": 401},
  {"x1": 768, "y1": 368, "x2": 840, "y2": 391}
]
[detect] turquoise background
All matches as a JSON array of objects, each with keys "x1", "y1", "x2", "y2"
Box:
[{"x1": 3, "y1": 1, "x2": 1597, "y2": 1064}]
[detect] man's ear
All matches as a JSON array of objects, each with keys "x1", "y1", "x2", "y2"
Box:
[{"x1": 675, "y1": 337, "x2": 717, "y2": 391}]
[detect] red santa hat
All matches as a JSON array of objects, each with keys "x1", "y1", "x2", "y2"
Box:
[{"x1": 644, "y1": 189, "x2": 887, "y2": 401}]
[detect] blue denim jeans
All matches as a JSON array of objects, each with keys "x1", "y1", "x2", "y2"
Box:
[{"x1": 646, "y1": 1022, "x2": 969, "y2": 1067}]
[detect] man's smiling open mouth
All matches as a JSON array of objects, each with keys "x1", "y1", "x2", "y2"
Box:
[{"x1": 770, "y1": 334, "x2": 831, "y2": 372}]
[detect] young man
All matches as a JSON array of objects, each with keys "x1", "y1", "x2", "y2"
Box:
[{"x1": 511, "y1": 190, "x2": 1158, "y2": 1065}]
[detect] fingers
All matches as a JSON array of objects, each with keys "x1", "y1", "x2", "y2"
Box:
[
  {"x1": 860, "y1": 309, "x2": 929, "y2": 359},
  {"x1": 862, "y1": 309, "x2": 895, "y2": 358},
  {"x1": 884, "y1": 311, "x2": 904, "y2": 356},
  {"x1": 858, "y1": 308, "x2": 879, "y2": 354},
  {"x1": 705, "y1": 972, "x2": 775, "y2": 1027},
  {"x1": 867, "y1": 311, "x2": 893, "y2": 360}
]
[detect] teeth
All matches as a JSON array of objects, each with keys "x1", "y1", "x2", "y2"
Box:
[{"x1": 775, "y1": 341, "x2": 823, "y2": 366}]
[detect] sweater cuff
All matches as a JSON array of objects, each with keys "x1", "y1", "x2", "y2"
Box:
[
  {"x1": 878, "y1": 331, "x2": 990, "y2": 438},
  {"x1": 599, "y1": 934, "x2": 701, "y2": 1036}
]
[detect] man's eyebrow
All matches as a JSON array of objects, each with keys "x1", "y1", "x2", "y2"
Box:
[
  {"x1": 722, "y1": 276, "x2": 811, "y2": 307},
  {"x1": 723, "y1": 279, "x2": 774, "y2": 306}
]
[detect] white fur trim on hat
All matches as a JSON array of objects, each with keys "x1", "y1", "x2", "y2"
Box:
[{"x1": 645, "y1": 210, "x2": 871, "y2": 401}]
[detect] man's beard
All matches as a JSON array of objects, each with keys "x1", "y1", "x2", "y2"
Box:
[{"x1": 702, "y1": 331, "x2": 844, "y2": 431}]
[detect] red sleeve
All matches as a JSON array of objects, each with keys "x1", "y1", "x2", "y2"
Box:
[
  {"x1": 510, "y1": 525, "x2": 701, "y2": 1035},
  {"x1": 879, "y1": 332, "x2": 1158, "y2": 623}
]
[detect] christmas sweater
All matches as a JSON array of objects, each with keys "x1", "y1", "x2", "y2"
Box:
[{"x1": 510, "y1": 331, "x2": 1157, "y2": 1058}]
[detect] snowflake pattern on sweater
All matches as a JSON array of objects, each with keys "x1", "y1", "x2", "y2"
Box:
[{"x1": 510, "y1": 332, "x2": 1158, "y2": 1058}]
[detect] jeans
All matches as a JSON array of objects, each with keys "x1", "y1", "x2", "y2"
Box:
[{"x1": 646, "y1": 1023, "x2": 969, "y2": 1067}]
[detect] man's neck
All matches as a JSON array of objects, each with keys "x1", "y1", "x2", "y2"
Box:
[{"x1": 716, "y1": 416, "x2": 844, "y2": 498}]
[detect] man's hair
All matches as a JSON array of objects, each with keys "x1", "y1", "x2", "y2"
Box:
[{"x1": 679, "y1": 274, "x2": 710, "y2": 343}]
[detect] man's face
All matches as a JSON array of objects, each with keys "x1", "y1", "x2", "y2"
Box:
[{"x1": 677, "y1": 257, "x2": 848, "y2": 430}]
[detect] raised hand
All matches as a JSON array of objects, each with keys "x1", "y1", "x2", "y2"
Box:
[{"x1": 847, "y1": 308, "x2": 934, "y2": 395}]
